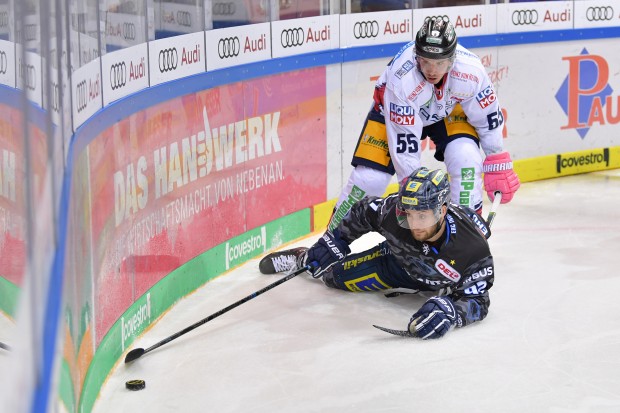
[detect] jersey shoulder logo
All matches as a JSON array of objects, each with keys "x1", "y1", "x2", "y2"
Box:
[
  {"x1": 476, "y1": 85, "x2": 497, "y2": 109},
  {"x1": 395, "y1": 60, "x2": 414, "y2": 79}
]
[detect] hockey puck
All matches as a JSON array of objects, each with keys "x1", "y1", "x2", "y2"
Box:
[{"x1": 125, "y1": 379, "x2": 146, "y2": 391}]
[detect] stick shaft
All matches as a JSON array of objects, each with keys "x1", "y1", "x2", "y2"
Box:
[
  {"x1": 143, "y1": 265, "x2": 310, "y2": 354},
  {"x1": 486, "y1": 191, "x2": 502, "y2": 228}
]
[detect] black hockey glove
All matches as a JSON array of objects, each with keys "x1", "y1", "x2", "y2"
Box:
[
  {"x1": 408, "y1": 296, "x2": 461, "y2": 340},
  {"x1": 302, "y1": 230, "x2": 350, "y2": 278}
]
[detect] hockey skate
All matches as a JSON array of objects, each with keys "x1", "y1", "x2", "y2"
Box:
[{"x1": 259, "y1": 247, "x2": 308, "y2": 274}]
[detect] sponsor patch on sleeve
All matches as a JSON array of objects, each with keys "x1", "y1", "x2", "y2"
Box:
[{"x1": 476, "y1": 85, "x2": 497, "y2": 109}]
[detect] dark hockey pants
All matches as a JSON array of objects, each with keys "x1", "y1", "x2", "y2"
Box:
[{"x1": 322, "y1": 242, "x2": 417, "y2": 292}]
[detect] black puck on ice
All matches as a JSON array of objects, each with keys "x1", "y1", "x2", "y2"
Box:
[{"x1": 125, "y1": 379, "x2": 146, "y2": 391}]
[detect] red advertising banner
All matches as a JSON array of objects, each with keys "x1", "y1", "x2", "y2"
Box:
[
  {"x1": 0, "y1": 104, "x2": 48, "y2": 288},
  {"x1": 0, "y1": 105, "x2": 25, "y2": 286},
  {"x1": 89, "y1": 68, "x2": 327, "y2": 343}
]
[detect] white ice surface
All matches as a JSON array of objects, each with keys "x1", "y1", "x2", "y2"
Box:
[
  {"x1": 94, "y1": 170, "x2": 620, "y2": 413},
  {"x1": 0, "y1": 312, "x2": 13, "y2": 355}
]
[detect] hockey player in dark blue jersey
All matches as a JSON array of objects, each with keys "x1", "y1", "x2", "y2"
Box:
[{"x1": 260, "y1": 167, "x2": 495, "y2": 339}]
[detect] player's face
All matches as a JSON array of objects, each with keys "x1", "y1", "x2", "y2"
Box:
[
  {"x1": 416, "y1": 56, "x2": 452, "y2": 84},
  {"x1": 406, "y1": 208, "x2": 444, "y2": 241}
]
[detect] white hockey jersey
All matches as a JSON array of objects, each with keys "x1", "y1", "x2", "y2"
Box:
[{"x1": 380, "y1": 42, "x2": 505, "y2": 181}]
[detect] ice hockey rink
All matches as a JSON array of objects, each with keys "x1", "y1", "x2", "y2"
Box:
[
  {"x1": 0, "y1": 313, "x2": 12, "y2": 352},
  {"x1": 91, "y1": 169, "x2": 620, "y2": 413}
]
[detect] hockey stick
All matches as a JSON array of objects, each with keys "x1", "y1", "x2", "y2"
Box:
[
  {"x1": 0, "y1": 341, "x2": 10, "y2": 351},
  {"x1": 125, "y1": 264, "x2": 314, "y2": 363},
  {"x1": 373, "y1": 191, "x2": 503, "y2": 337},
  {"x1": 486, "y1": 190, "x2": 502, "y2": 228}
]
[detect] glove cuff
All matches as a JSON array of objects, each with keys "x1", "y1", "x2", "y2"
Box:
[{"x1": 483, "y1": 151, "x2": 513, "y2": 173}]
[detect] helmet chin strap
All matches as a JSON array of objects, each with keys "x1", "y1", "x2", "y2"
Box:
[
  {"x1": 427, "y1": 208, "x2": 447, "y2": 241},
  {"x1": 427, "y1": 219, "x2": 445, "y2": 241}
]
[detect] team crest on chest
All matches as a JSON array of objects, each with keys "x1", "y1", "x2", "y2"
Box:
[{"x1": 422, "y1": 243, "x2": 430, "y2": 255}]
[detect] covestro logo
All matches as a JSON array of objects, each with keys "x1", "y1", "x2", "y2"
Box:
[
  {"x1": 556, "y1": 148, "x2": 610, "y2": 173},
  {"x1": 226, "y1": 227, "x2": 266, "y2": 269}
]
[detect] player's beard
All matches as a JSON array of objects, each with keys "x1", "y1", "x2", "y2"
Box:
[{"x1": 411, "y1": 220, "x2": 444, "y2": 242}]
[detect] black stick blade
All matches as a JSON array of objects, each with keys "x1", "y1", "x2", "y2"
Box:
[
  {"x1": 373, "y1": 324, "x2": 415, "y2": 337},
  {"x1": 125, "y1": 348, "x2": 145, "y2": 363}
]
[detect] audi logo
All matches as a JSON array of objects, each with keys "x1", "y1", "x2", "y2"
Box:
[
  {"x1": 512, "y1": 10, "x2": 538, "y2": 25},
  {"x1": 429, "y1": 15, "x2": 449, "y2": 22},
  {"x1": 586, "y1": 6, "x2": 614, "y2": 21},
  {"x1": 76, "y1": 80, "x2": 87, "y2": 112},
  {"x1": 419, "y1": 15, "x2": 449, "y2": 36},
  {"x1": 0, "y1": 51, "x2": 7, "y2": 75},
  {"x1": 123, "y1": 22, "x2": 136, "y2": 40},
  {"x1": 0, "y1": 11, "x2": 8, "y2": 28},
  {"x1": 353, "y1": 21, "x2": 379, "y2": 39},
  {"x1": 158, "y1": 48, "x2": 178, "y2": 72},
  {"x1": 177, "y1": 11, "x2": 192, "y2": 27},
  {"x1": 217, "y1": 37, "x2": 240, "y2": 59},
  {"x1": 281, "y1": 28, "x2": 304, "y2": 48},
  {"x1": 20, "y1": 62, "x2": 36, "y2": 90},
  {"x1": 213, "y1": 2, "x2": 236, "y2": 16},
  {"x1": 109, "y1": 62, "x2": 127, "y2": 90}
]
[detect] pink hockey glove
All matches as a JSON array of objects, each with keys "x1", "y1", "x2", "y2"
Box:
[{"x1": 483, "y1": 152, "x2": 520, "y2": 204}]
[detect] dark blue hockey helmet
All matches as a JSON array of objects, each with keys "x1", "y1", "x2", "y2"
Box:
[{"x1": 396, "y1": 167, "x2": 450, "y2": 229}]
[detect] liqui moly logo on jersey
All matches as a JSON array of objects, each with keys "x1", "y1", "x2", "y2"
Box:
[
  {"x1": 435, "y1": 259, "x2": 461, "y2": 282},
  {"x1": 389, "y1": 103, "x2": 415, "y2": 125},
  {"x1": 476, "y1": 85, "x2": 497, "y2": 109},
  {"x1": 555, "y1": 48, "x2": 620, "y2": 139}
]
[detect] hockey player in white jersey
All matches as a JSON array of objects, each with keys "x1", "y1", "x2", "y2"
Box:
[{"x1": 337, "y1": 16, "x2": 520, "y2": 215}]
